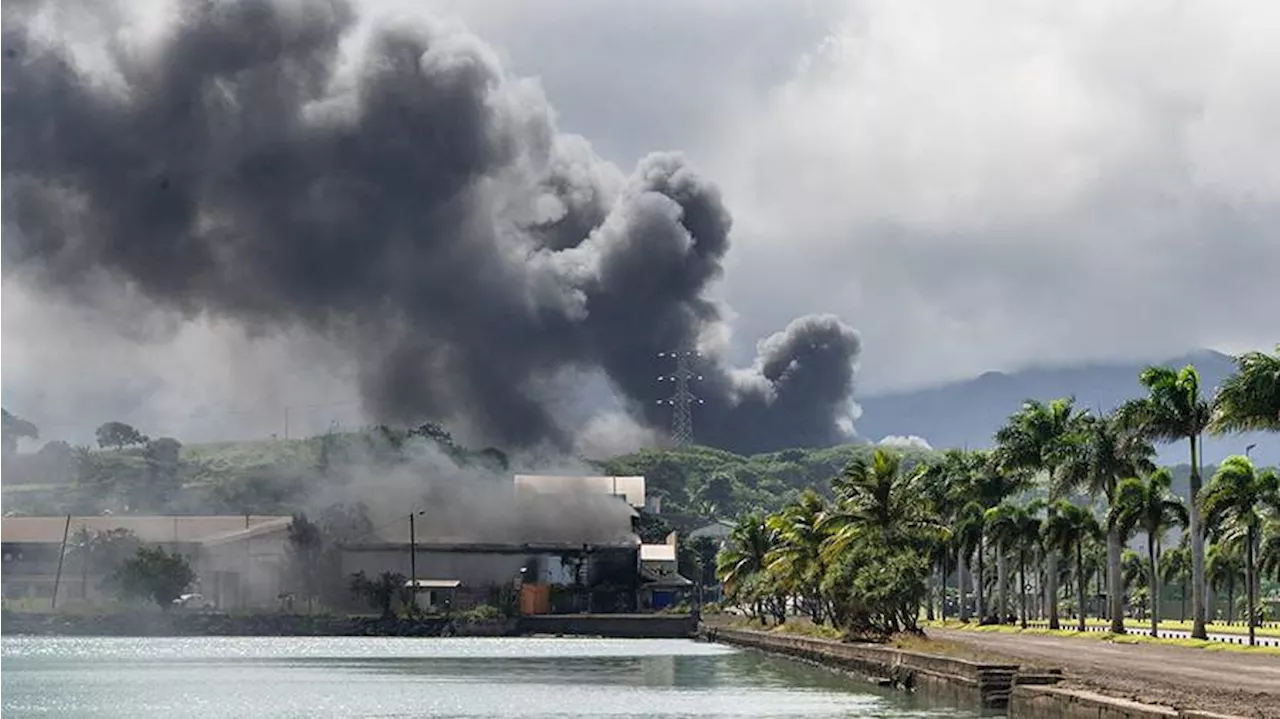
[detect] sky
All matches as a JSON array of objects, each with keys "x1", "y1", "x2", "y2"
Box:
[{"x1": 3, "y1": 0, "x2": 1278, "y2": 448}]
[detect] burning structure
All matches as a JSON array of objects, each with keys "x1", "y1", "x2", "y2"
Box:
[{"x1": 340, "y1": 472, "x2": 682, "y2": 614}]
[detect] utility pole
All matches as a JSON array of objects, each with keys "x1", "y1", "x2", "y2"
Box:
[
  {"x1": 51, "y1": 515, "x2": 71, "y2": 610},
  {"x1": 657, "y1": 350, "x2": 703, "y2": 447},
  {"x1": 283, "y1": 407, "x2": 290, "y2": 440},
  {"x1": 409, "y1": 511, "x2": 417, "y2": 617}
]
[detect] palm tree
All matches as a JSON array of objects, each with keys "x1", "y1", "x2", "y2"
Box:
[
  {"x1": 716, "y1": 512, "x2": 773, "y2": 623},
  {"x1": 1159, "y1": 543, "x2": 1191, "y2": 621},
  {"x1": 995, "y1": 397, "x2": 1088, "y2": 629},
  {"x1": 824, "y1": 448, "x2": 941, "y2": 549},
  {"x1": 1260, "y1": 519, "x2": 1280, "y2": 585},
  {"x1": 919, "y1": 451, "x2": 968, "y2": 621},
  {"x1": 954, "y1": 501, "x2": 986, "y2": 622},
  {"x1": 1058, "y1": 412, "x2": 1156, "y2": 633},
  {"x1": 1119, "y1": 365, "x2": 1213, "y2": 639},
  {"x1": 1111, "y1": 468, "x2": 1189, "y2": 636},
  {"x1": 1121, "y1": 549, "x2": 1150, "y2": 618},
  {"x1": 1210, "y1": 345, "x2": 1280, "y2": 434},
  {"x1": 1001, "y1": 500, "x2": 1046, "y2": 628},
  {"x1": 1201, "y1": 455, "x2": 1280, "y2": 646},
  {"x1": 1206, "y1": 541, "x2": 1244, "y2": 624},
  {"x1": 1045, "y1": 500, "x2": 1102, "y2": 633},
  {"x1": 984, "y1": 503, "x2": 1016, "y2": 623},
  {"x1": 765, "y1": 491, "x2": 830, "y2": 623}
]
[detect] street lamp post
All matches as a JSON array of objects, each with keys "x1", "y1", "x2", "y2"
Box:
[{"x1": 1245, "y1": 443, "x2": 1257, "y2": 459}]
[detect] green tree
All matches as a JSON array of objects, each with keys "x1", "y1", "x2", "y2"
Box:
[
  {"x1": 918, "y1": 449, "x2": 971, "y2": 621},
  {"x1": 1118, "y1": 365, "x2": 1213, "y2": 639},
  {"x1": 95, "y1": 421, "x2": 149, "y2": 450},
  {"x1": 986, "y1": 500, "x2": 1043, "y2": 626},
  {"x1": 1159, "y1": 543, "x2": 1191, "y2": 621},
  {"x1": 994, "y1": 398, "x2": 1086, "y2": 629},
  {"x1": 1044, "y1": 500, "x2": 1102, "y2": 633},
  {"x1": 1011, "y1": 501, "x2": 1046, "y2": 628},
  {"x1": 1260, "y1": 519, "x2": 1280, "y2": 585},
  {"x1": 823, "y1": 449, "x2": 941, "y2": 547},
  {"x1": 72, "y1": 527, "x2": 141, "y2": 600},
  {"x1": 1210, "y1": 345, "x2": 1280, "y2": 434},
  {"x1": 1201, "y1": 455, "x2": 1280, "y2": 646},
  {"x1": 286, "y1": 513, "x2": 324, "y2": 612},
  {"x1": 1, "y1": 408, "x2": 39, "y2": 454},
  {"x1": 765, "y1": 491, "x2": 831, "y2": 623},
  {"x1": 1058, "y1": 411, "x2": 1156, "y2": 633},
  {"x1": 954, "y1": 501, "x2": 986, "y2": 622},
  {"x1": 1207, "y1": 542, "x2": 1244, "y2": 624},
  {"x1": 349, "y1": 571, "x2": 409, "y2": 618},
  {"x1": 715, "y1": 512, "x2": 774, "y2": 623},
  {"x1": 111, "y1": 546, "x2": 196, "y2": 609},
  {"x1": 1111, "y1": 468, "x2": 1188, "y2": 636}
]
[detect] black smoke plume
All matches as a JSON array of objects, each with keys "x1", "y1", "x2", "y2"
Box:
[{"x1": 1, "y1": 0, "x2": 861, "y2": 453}]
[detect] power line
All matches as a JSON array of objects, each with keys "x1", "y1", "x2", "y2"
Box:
[{"x1": 656, "y1": 350, "x2": 703, "y2": 447}]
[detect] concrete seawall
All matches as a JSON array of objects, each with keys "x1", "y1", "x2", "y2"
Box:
[
  {"x1": 1011, "y1": 686, "x2": 1245, "y2": 719},
  {"x1": 703, "y1": 626, "x2": 1247, "y2": 719},
  {"x1": 703, "y1": 626, "x2": 1019, "y2": 709}
]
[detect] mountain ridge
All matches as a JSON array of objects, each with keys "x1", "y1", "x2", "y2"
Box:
[{"x1": 854, "y1": 349, "x2": 1275, "y2": 465}]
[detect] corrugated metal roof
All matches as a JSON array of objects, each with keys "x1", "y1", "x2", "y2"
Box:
[
  {"x1": 1, "y1": 516, "x2": 290, "y2": 544},
  {"x1": 513, "y1": 474, "x2": 646, "y2": 508}
]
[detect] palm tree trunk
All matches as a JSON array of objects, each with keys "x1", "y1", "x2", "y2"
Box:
[
  {"x1": 926, "y1": 567, "x2": 936, "y2": 622},
  {"x1": 1180, "y1": 578, "x2": 1187, "y2": 622},
  {"x1": 1019, "y1": 553, "x2": 1028, "y2": 629},
  {"x1": 1108, "y1": 524, "x2": 1125, "y2": 633},
  {"x1": 1226, "y1": 580, "x2": 1235, "y2": 623},
  {"x1": 997, "y1": 542, "x2": 1008, "y2": 623},
  {"x1": 1148, "y1": 535, "x2": 1159, "y2": 637},
  {"x1": 939, "y1": 557, "x2": 949, "y2": 622},
  {"x1": 975, "y1": 538, "x2": 986, "y2": 622},
  {"x1": 1047, "y1": 506, "x2": 1061, "y2": 629},
  {"x1": 1247, "y1": 526, "x2": 1257, "y2": 647},
  {"x1": 1189, "y1": 435, "x2": 1207, "y2": 639},
  {"x1": 1076, "y1": 541, "x2": 1087, "y2": 633},
  {"x1": 958, "y1": 550, "x2": 970, "y2": 622}
]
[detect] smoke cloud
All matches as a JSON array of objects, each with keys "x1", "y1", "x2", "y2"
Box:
[
  {"x1": 313, "y1": 440, "x2": 638, "y2": 545},
  {"x1": 2, "y1": 0, "x2": 860, "y2": 454}
]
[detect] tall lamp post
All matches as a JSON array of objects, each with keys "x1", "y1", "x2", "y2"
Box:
[{"x1": 1245, "y1": 443, "x2": 1257, "y2": 459}]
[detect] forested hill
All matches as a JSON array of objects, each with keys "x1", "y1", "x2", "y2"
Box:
[
  {"x1": 593, "y1": 443, "x2": 933, "y2": 521},
  {"x1": 0, "y1": 431, "x2": 929, "y2": 519}
]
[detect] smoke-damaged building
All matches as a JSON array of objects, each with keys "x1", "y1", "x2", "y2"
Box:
[
  {"x1": 340, "y1": 474, "x2": 679, "y2": 613},
  {"x1": 1, "y1": 515, "x2": 291, "y2": 609}
]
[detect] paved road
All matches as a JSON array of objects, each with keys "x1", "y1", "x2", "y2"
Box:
[{"x1": 930, "y1": 628, "x2": 1280, "y2": 718}]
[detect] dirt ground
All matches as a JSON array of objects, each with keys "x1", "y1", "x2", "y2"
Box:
[{"x1": 929, "y1": 628, "x2": 1280, "y2": 718}]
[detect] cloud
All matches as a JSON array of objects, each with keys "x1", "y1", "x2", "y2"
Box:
[
  {"x1": 709, "y1": 0, "x2": 1280, "y2": 392},
  {"x1": 877, "y1": 435, "x2": 932, "y2": 451}
]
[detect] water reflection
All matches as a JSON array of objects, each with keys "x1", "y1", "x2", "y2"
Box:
[{"x1": 2, "y1": 636, "x2": 989, "y2": 718}]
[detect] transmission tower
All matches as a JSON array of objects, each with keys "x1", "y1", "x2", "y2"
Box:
[{"x1": 656, "y1": 350, "x2": 703, "y2": 446}]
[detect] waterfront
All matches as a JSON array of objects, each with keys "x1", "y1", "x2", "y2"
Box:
[{"x1": 2, "y1": 636, "x2": 986, "y2": 717}]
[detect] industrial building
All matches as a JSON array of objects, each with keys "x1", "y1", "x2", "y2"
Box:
[
  {"x1": 342, "y1": 473, "x2": 690, "y2": 615},
  {"x1": 0, "y1": 515, "x2": 291, "y2": 609}
]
